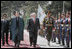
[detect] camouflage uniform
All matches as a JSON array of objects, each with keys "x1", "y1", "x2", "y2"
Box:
[{"x1": 43, "y1": 16, "x2": 54, "y2": 45}]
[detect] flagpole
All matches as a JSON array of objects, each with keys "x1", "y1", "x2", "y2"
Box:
[{"x1": 63, "y1": 1, "x2": 64, "y2": 12}]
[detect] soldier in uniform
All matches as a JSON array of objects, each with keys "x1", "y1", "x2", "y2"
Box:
[
  {"x1": 43, "y1": 16, "x2": 48, "y2": 38},
  {"x1": 54, "y1": 13, "x2": 61, "y2": 44},
  {"x1": 43, "y1": 11, "x2": 54, "y2": 46},
  {"x1": 57, "y1": 13, "x2": 61, "y2": 44},
  {"x1": 59, "y1": 12, "x2": 65, "y2": 45},
  {"x1": 65, "y1": 12, "x2": 71, "y2": 47},
  {"x1": 61, "y1": 12, "x2": 65, "y2": 45},
  {"x1": 52, "y1": 17, "x2": 56, "y2": 42}
]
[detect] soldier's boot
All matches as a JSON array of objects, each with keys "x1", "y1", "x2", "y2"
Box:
[
  {"x1": 54, "y1": 37, "x2": 56, "y2": 42},
  {"x1": 51, "y1": 38, "x2": 53, "y2": 42},
  {"x1": 58, "y1": 39, "x2": 61, "y2": 44},
  {"x1": 48, "y1": 42, "x2": 50, "y2": 46},
  {"x1": 62, "y1": 40, "x2": 65, "y2": 45},
  {"x1": 48, "y1": 40, "x2": 50, "y2": 46},
  {"x1": 67, "y1": 44, "x2": 69, "y2": 48},
  {"x1": 67, "y1": 42, "x2": 69, "y2": 48}
]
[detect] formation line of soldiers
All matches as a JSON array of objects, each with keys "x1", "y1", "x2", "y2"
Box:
[{"x1": 43, "y1": 11, "x2": 71, "y2": 48}]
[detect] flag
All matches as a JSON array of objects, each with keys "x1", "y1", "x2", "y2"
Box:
[{"x1": 37, "y1": 4, "x2": 46, "y2": 25}]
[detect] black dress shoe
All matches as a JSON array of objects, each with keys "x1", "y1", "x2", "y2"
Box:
[
  {"x1": 48, "y1": 43, "x2": 50, "y2": 46},
  {"x1": 62, "y1": 43, "x2": 65, "y2": 45},
  {"x1": 15, "y1": 43, "x2": 17, "y2": 47},
  {"x1": 17, "y1": 44, "x2": 19, "y2": 48},
  {"x1": 30, "y1": 44, "x2": 32, "y2": 46},
  {"x1": 67, "y1": 45, "x2": 69, "y2": 48},
  {"x1": 33, "y1": 45, "x2": 36, "y2": 47},
  {"x1": 58, "y1": 41, "x2": 61, "y2": 44},
  {"x1": 54, "y1": 40, "x2": 56, "y2": 42},
  {"x1": 2, "y1": 44, "x2": 4, "y2": 46},
  {"x1": 7, "y1": 43, "x2": 9, "y2": 46}
]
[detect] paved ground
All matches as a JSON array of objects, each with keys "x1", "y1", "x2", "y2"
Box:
[{"x1": 1, "y1": 30, "x2": 71, "y2": 48}]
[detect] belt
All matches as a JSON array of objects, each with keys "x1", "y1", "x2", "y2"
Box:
[
  {"x1": 67, "y1": 28, "x2": 69, "y2": 31},
  {"x1": 61, "y1": 24, "x2": 64, "y2": 26},
  {"x1": 62, "y1": 28, "x2": 64, "y2": 30},
  {"x1": 45, "y1": 27, "x2": 47, "y2": 29},
  {"x1": 55, "y1": 27, "x2": 56, "y2": 29},
  {"x1": 53, "y1": 30, "x2": 55, "y2": 32},
  {"x1": 46, "y1": 24, "x2": 52, "y2": 26},
  {"x1": 56, "y1": 27, "x2": 59, "y2": 29},
  {"x1": 66, "y1": 24, "x2": 69, "y2": 27}
]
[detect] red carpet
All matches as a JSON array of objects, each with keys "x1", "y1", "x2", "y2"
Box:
[{"x1": 1, "y1": 33, "x2": 40, "y2": 48}]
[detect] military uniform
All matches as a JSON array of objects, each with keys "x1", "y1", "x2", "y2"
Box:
[
  {"x1": 64, "y1": 18, "x2": 68, "y2": 40},
  {"x1": 55, "y1": 19, "x2": 58, "y2": 41},
  {"x1": 43, "y1": 16, "x2": 54, "y2": 46},
  {"x1": 61, "y1": 18, "x2": 65, "y2": 45},
  {"x1": 57, "y1": 19, "x2": 61, "y2": 44},
  {"x1": 66, "y1": 18, "x2": 71, "y2": 47},
  {"x1": 52, "y1": 20, "x2": 56, "y2": 42},
  {"x1": 60, "y1": 18, "x2": 63, "y2": 41}
]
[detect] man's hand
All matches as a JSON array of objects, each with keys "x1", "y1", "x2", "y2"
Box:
[
  {"x1": 43, "y1": 26, "x2": 45, "y2": 29},
  {"x1": 38, "y1": 29, "x2": 40, "y2": 32},
  {"x1": 27, "y1": 30, "x2": 29, "y2": 32}
]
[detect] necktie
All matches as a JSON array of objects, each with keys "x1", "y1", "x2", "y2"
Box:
[
  {"x1": 16, "y1": 17, "x2": 19, "y2": 28},
  {"x1": 34, "y1": 18, "x2": 35, "y2": 24}
]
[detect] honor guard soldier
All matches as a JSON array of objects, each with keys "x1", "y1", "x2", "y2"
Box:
[
  {"x1": 61, "y1": 12, "x2": 65, "y2": 45},
  {"x1": 52, "y1": 17, "x2": 56, "y2": 42},
  {"x1": 57, "y1": 13, "x2": 61, "y2": 44},
  {"x1": 66, "y1": 12, "x2": 71, "y2": 47},
  {"x1": 43, "y1": 11, "x2": 54, "y2": 46}
]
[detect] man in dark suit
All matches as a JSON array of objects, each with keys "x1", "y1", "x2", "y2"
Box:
[
  {"x1": 27, "y1": 12, "x2": 40, "y2": 47},
  {"x1": 10, "y1": 11, "x2": 24, "y2": 47},
  {"x1": 1, "y1": 14, "x2": 9, "y2": 46},
  {"x1": 1, "y1": 17, "x2": 3, "y2": 38},
  {"x1": 9, "y1": 19, "x2": 12, "y2": 40},
  {"x1": 1, "y1": 17, "x2": 5, "y2": 46}
]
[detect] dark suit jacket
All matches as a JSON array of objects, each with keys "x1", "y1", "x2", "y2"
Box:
[
  {"x1": 10, "y1": 17, "x2": 24, "y2": 41},
  {"x1": 1, "y1": 20, "x2": 5, "y2": 34},
  {"x1": 27, "y1": 18, "x2": 40, "y2": 36},
  {"x1": 1, "y1": 20, "x2": 8, "y2": 33},
  {"x1": 1, "y1": 19, "x2": 10, "y2": 38},
  {"x1": 5, "y1": 20, "x2": 10, "y2": 33}
]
